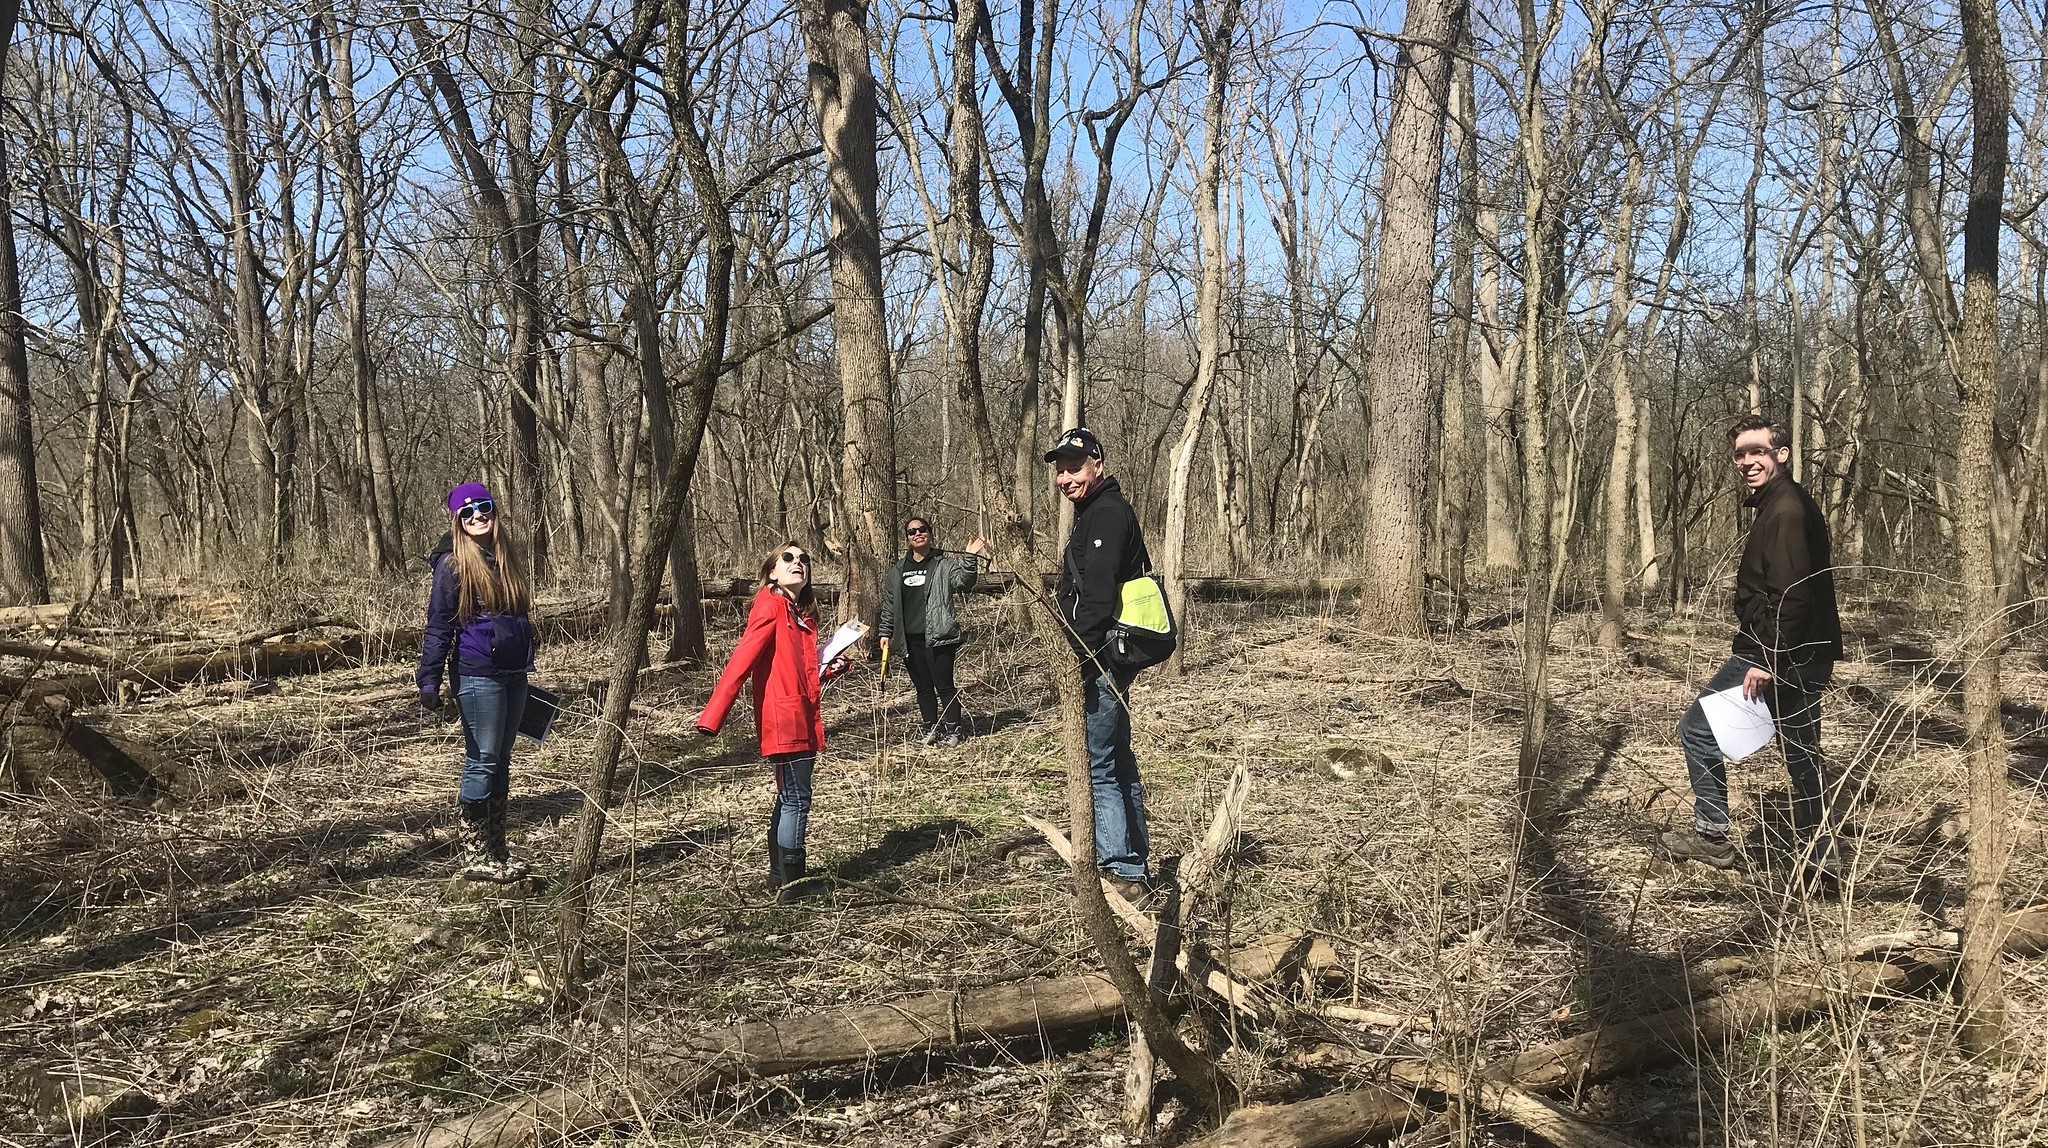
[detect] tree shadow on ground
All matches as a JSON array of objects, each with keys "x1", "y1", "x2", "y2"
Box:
[
  {"x1": 1, "y1": 786, "x2": 585, "y2": 977},
  {"x1": 596, "y1": 824, "x2": 737, "y2": 876},
  {"x1": 829, "y1": 819, "x2": 982, "y2": 885},
  {"x1": 1509, "y1": 705, "x2": 1764, "y2": 1137}
]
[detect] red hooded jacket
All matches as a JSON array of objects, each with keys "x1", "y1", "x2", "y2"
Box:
[{"x1": 697, "y1": 587, "x2": 829, "y2": 756}]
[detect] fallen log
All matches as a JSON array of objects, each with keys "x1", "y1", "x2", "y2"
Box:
[
  {"x1": 0, "y1": 603, "x2": 73, "y2": 628},
  {"x1": 0, "y1": 637, "x2": 120, "y2": 666},
  {"x1": 1191, "y1": 907, "x2": 2048, "y2": 1148},
  {"x1": 0, "y1": 604, "x2": 619, "y2": 711},
  {"x1": 383, "y1": 972, "x2": 1126, "y2": 1148}
]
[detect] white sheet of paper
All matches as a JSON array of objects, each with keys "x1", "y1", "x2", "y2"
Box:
[
  {"x1": 820, "y1": 620, "x2": 868, "y2": 668},
  {"x1": 1697, "y1": 685, "x2": 1777, "y2": 761}
]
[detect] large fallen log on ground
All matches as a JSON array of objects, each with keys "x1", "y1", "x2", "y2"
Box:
[
  {"x1": 1192, "y1": 906, "x2": 2048, "y2": 1148},
  {"x1": 381, "y1": 920, "x2": 1331, "y2": 1148},
  {"x1": 0, "y1": 605, "x2": 620, "y2": 711},
  {"x1": 384, "y1": 973, "x2": 1126, "y2": 1148}
]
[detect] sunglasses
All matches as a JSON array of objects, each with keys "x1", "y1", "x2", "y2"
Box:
[
  {"x1": 457, "y1": 499, "x2": 495, "y2": 523},
  {"x1": 906, "y1": 525, "x2": 930, "y2": 536},
  {"x1": 780, "y1": 550, "x2": 811, "y2": 566}
]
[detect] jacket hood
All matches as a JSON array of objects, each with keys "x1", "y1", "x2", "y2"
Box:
[{"x1": 427, "y1": 530, "x2": 453, "y2": 570}]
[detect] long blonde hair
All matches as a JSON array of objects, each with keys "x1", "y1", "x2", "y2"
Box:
[{"x1": 449, "y1": 516, "x2": 532, "y2": 620}]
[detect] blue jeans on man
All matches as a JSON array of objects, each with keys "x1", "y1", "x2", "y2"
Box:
[
  {"x1": 456, "y1": 673, "x2": 529, "y2": 804},
  {"x1": 1678, "y1": 655, "x2": 1831, "y2": 840},
  {"x1": 1084, "y1": 668, "x2": 1148, "y2": 881}
]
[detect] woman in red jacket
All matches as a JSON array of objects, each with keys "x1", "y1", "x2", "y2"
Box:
[{"x1": 697, "y1": 541, "x2": 850, "y2": 901}]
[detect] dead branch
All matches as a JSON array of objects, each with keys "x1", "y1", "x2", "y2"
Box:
[{"x1": 1190, "y1": 907, "x2": 2048, "y2": 1148}]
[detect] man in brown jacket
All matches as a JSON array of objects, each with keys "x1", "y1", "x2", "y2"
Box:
[{"x1": 1662, "y1": 415, "x2": 1845, "y2": 880}]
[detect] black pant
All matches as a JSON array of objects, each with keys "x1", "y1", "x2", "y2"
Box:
[{"x1": 903, "y1": 633, "x2": 961, "y2": 727}]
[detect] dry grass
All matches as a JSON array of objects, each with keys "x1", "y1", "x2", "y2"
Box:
[{"x1": 2, "y1": 580, "x2": 2046, "y2": 1147}]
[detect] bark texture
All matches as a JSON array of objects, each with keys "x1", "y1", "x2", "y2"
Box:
[{"x1": 1359, "y1": 0, "x2": 1463, "y2": 635}]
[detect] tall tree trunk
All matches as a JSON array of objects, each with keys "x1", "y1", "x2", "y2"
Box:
[
  {"x1": 1359, "y1": 0, "x2": 1462, "y2": 635},
  {"x1": 1440, "y1": 35, "x2": 1478, "y2": 626},
  {"x1": 1954, "y1": 0, "x2": 2013, "y2": 1061},
  {"x1": 1597, "y1": 147, "x2": 1643, "y2": 648},
  {"x1": 1477, "y1": 201, "x2": 1521, "y2": 571},
  {"x1": 1160, "y1": 0, "x2": 1240, "y2": 674},
  {"x1": 0, "y1": 0, "x2": 44, "y2": 606},
  {"x1": 316, "y1": 1, "x2": 403, "y2": 574},
  {"x1": 799, "y1": 0, "x2": 895, "y2": 629}
]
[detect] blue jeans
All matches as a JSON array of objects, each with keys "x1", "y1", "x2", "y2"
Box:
[
  {"x1": 768, "y1": 752, "x2": 815, "y2": 851},
  {"x1": 456, "y1": 673, "x2": 528, "y2": 804},
  {"x1": 1678, "y1": 655, "x2": 1831, "y2": 839},
  {"x1": 1084, "y1": 669, "x2": 1148, "y2": 880}
]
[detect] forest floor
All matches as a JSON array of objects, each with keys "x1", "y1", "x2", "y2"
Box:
[{"x1": 4, "y1": 579, "x2": 2048, "y2": 1148}]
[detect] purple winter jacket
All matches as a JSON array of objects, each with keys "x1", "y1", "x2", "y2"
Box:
[{"x1": 416, "y1": 544, "x2": 537, "y2": 693}]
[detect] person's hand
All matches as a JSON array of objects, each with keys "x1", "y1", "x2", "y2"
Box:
[
  {"x1": 879, "y1": 636, "x2": 891, "y2": 656},
  {"x1": 1742, "y1": 666, "x2": 1773, "y2": 701},
  {"x1": 964, "y1": 536, "x2": 990, "y2": 558},
  {"x1": 825, "y1": 656, "x2": 851, "y2": 679},
  {"x1": 420, "y1": 690, "x2": 443, "y2": 713}
]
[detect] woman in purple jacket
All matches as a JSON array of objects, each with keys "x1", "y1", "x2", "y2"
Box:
[{"x1": 417, "y1": 482, "x2": 539, "y2": 882}]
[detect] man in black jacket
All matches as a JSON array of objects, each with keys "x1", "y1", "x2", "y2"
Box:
[
  {"x1": 1046, "y1": 427, "x2": 1154, "y2": 901},
  {"x1": 1664, "y1": 415, "x2": 1845, "y2": 878}
]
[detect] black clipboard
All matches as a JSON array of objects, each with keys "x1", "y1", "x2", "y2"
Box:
[{"x1": 519, "y1": 684, "x2": 562, "y2": 743}]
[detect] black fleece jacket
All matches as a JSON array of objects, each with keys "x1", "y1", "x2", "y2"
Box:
[
  {"x1": 1732, "y1": 473, "x2": 1844, "y2": 673},
  {"x1": 1055, "y1": 475, "x2": 1151, "y2": 664}
]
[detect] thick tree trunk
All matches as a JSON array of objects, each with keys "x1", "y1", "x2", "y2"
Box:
[
  {"x1": 799, "y1": 0, "x2": 895, "y2": 630},
  {"x1": 0, "y1": 0, "x2": 43, "y2": 607},
  {"x1": 1954, "y1": 0, "x2": 2013, "y2": 1060},
  {"x1": 1359, "y1": 0, "x2": 1462, "y2": 635}
]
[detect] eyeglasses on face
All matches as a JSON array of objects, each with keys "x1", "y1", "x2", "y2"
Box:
[
  {"x1": 1731, "y1": 446, "x2": 1776, "y2": 462},
  {"x1": 906, "y1": 524, "x2": 930, "y2": 537},
  {"x1": 457, "y1": 499, "x2": 495, "y2": 522},
  {"x1": 780, "y1": 551, "x2": 811, "y2": 566}
]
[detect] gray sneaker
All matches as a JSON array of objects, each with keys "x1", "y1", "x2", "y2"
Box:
[
  {"x1": 919, "y1": 723, "x2": 941, "y2": 746},
  {"x1": 1660, "y1": 827, "x2": 1741, "y2": 870},
  {"x1": 936, "y1": 723, "x2": 962, "y2": 748}
]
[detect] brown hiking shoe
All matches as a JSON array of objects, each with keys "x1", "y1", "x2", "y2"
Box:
[{"x1": 1660, "y1": 827, "x2": 1741, "y2": 870}]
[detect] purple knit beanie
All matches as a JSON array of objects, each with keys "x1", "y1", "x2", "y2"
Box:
[{"x1": 447, "y1": 482, "x2": 494, "y2": 517}]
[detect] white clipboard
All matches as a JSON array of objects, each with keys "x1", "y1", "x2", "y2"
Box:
[{"x1": 820, "y1": 620, "x2": 867, "y2": 668}]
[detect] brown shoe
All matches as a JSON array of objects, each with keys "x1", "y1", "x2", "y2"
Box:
[
  {"x1": 1660, "y1": 827, "x2": 1741, "y2": 870},
  {"x1": 1102, "y1": 875, "x2": 1153, "y2": 905}
]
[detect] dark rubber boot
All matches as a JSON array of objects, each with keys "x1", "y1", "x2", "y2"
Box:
[
  {"x1": 777, "y1": 850, "x2": 807, "y2": 904},
  {"x1": 767, "y1": 839, "x2": 787, "y2": 897}
]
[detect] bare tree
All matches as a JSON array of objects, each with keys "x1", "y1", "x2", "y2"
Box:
[
  {"x1": 798, "y1": 0, "x2": 895, "y2": 627},
  {"x1": 1953, "y1": 0, "x2": 2013, "y2": 1060},
  {"x1": 0, "y1": 0, "x2": 47, "y2": 605},
  {"x1": 1358, "y1": 0, "x2": 1464, "y2": 635},
  {"x1": 1158, "y1": 0, "x2": 1239, "y2": 673}
]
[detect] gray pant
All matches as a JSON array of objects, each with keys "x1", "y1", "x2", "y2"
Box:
[{"x1": 1678, "y1": 655, "x2": 1832, "y2": 839}]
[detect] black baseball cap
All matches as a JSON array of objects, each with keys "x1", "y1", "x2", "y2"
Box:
[{"x1": 1043, "y1": 427, "x2": 1104, "y2": 463}]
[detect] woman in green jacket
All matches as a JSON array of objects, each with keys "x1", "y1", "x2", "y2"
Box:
[{"x1": 878, "y1": 516, "x2": 987, "y2": 746}]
